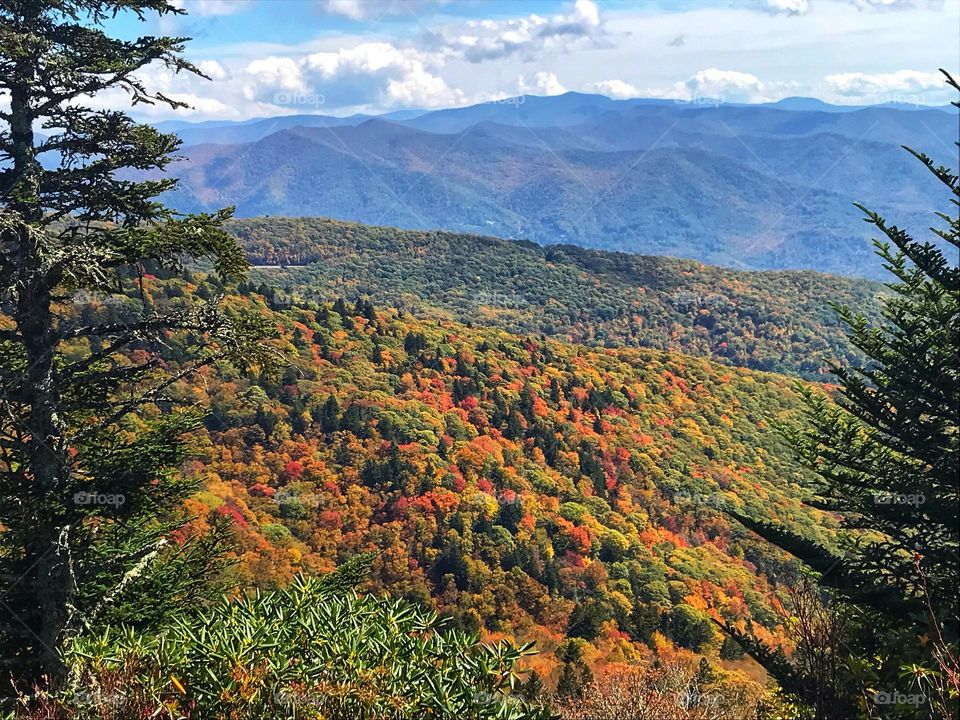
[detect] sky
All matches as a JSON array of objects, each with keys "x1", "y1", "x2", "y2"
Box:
[{"x1": 100, "y1": 0, "x2": 960, "y2": 121}]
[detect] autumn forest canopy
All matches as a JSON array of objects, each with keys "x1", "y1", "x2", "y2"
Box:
[{"x1": 0, "y1": 1, "x2": 957, "y2": 719}]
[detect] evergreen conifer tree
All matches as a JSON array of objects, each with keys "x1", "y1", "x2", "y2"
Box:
[
  {"x1": 724, "y1": 69, "x2": 959, "y2": 718},
  {"x1": 0, "y1": 0, "x2": 272, "y2": 682}
]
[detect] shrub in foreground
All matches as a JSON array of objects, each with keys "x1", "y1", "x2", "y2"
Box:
[{"x1": 18, "y1": 557, "x2": 553, "y2": 720}]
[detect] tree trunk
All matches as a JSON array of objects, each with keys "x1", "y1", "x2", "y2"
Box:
[{"x1": 7, "y1": 8, "x2": 73, "y2": 679}]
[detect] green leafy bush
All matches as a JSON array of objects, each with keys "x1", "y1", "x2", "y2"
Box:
[{"x1": 60, "y1": 558, "x2": 553, "y2": 720}]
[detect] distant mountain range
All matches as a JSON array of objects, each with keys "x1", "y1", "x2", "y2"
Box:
[{"x1": 153, "y1": 92, "x2": 958, "y2": 278}]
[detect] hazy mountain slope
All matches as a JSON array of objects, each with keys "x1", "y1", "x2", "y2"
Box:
[
  {"x1": 157, "y1": 94, "x2": 956, "y2": 278},
  {"x1": 165, "y1": 129, "x2": 520, "y2": 225},
  {"x1": 489, "y1": 145, "x2": 884, "y2": 266},
  {"x1": 229, "y1": 216, "x2": 883, "y2": 378},
  {"x1": 165, "y1": 131, "x2": 934, "y2": 277},
  {"x1": 661, "y1": 104, "x2": 955, "y2": 148},
  {"x1": 404, "y1": 94, "x2": 956, "y2": 150},
  {"x1": 162, "y1": 113, "x2": 366, "y2": 146},
  {"x1": 666, "y1": 130, "x2": 941, "y2": 206},
  {"x1": 401, "y1": 91, "x2": 634, "y2": 132}
]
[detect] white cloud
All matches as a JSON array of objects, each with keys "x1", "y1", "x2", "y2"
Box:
[
  {"x1": 756, "y1": 0, "x2": 936, "y2": 13},
  {"x1": 763, "y1": 0, "x2": 811, "y2": 15},
  {"x1": 654, "y1": 68, "x2": 770, "y2": 103},
  {"x1": 518, "y1": 72, "x2": 567, "y2": 96},
  {"x1": 243, "y1": 43, "x2": 465, "y2": 110},
  {"x1": 385, "y1": 64, "x2": 466, "y2": 107},
  {"x1": 574, "y1": 0, "x2": 600, "y2": 26},
  {"x1": 638, "y1": 68, "x2": 802, "y2": 104},
  {"x1": 305, "y1": 43, "x2": 421, "y2": 78},
  {"x1": 428, "y1": 0, "x2": 606, "y2": 63},
  {"x1": 245, "y1": 56, "x2": 305, "y2": 93},
  {"x1": 685, "y1": 68, "x2": 766, "y2": 101},
  {"x1": 824, "y1": 69, "x2": 945, "y2": 100},
  {"x1": 583, "y1": 79, "x2": 639, "y2": 99},
  {"x1": 320, "y1": 0, "x2": 367, "y2": 19},
  {"x1": 197, "y1": 60, "x2": 229, "y2": 82},
  {"x1": 754, "y1": 0, "x2": 935, "y2": 15},
  {"x1": 71, "y1": 82, "x2": 240, "y2": 119},
  {"x1": 64, "y1": 39, "x2": 467, "y2": 122},
  {"x1": 164, "y1": 93, "x2": 233, "y2": 116}
]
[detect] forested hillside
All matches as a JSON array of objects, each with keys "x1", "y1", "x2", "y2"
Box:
[
  {"x1": 86, "y1": 268, "x2": 840, "y2": 710},
  {"x1": 230, "y1": 217, "x2": 883, "y2": 378}
]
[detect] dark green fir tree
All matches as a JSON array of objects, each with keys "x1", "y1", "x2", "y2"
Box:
[
  {"x1": 0, "y1": 0, "x2": 273, "y2": 684},
  {"x1": 724, "y1": 69, "x2": 959, "y2": 720}
]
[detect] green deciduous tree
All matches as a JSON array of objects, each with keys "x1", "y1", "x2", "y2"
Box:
[{"x1": 0, "y1": 0, "x2": 272, "y2": 683}]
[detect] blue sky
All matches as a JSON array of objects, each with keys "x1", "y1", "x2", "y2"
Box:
[{"x1": 103, "y1": 0, "x2": 960, "y2": 121}]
